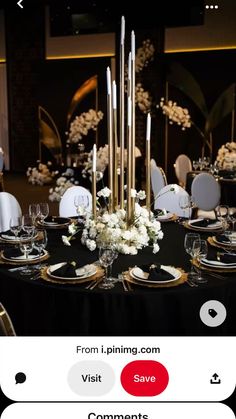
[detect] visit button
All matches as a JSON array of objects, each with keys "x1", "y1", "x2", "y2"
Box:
[{"x1": 120, "y1": 360, "x2": 169, "y2": 396}]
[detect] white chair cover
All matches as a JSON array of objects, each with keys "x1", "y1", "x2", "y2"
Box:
[
  {"x1": 59, "y1": 185, "x2": 92, "y2": 217},
  {"x1": 151, "y1": 159, "x2": 167, "y2": 200},
  {"x1": 155, "y1": 184, "x2": 192, "y2": 217},
  {"x1": 174, "y1": 154, "x2": 192, "y2": 187},
  {"x1": 191, "y1": 172, "x2": 221, "y2": 211},
  {"x1": 0, "y1": 303, "x2": 16, "y2": 336},
  {"x1": 0, "y1": 192, "x2": 22, "y2": 233}
]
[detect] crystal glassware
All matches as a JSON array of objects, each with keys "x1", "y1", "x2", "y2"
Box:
[
  {"x1": 38, "y1": 202, "x2": 49, "y2": 224},
  {"x1": 29, "y1": 203, "x2": 40, "y2": 226},
  {"x1": 98, "y1": 245, "x2": 116, "y2": 289},
  {"x1": 192, "y1": 239, "x2": 208, "y2": 283},
  {"x1": 19, "y1": 234, "x2": 35, "y2": 276},
  {"x1": 184, "y1": 232, "x2": 201, "y2": 279},
  {"x1": 9, "y1": 216, "x2": 22, "y2": 241},
  {"x1": 22, "y1": 214, "x2": 35, "y2": 236}
]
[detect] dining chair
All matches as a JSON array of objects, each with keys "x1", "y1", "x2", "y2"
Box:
[
  {"x1": 0, "y1": 303, "x2": 16, "y2": 336},
  {"x1": 0, "y1": 192, "x2": 22, "y2": 233},
  {"x1": 191, "y1": 172, "x2": 221, "y2": 218},
  {"x1": 174, "y1": 154, "x2": 192, "y2": 188},
  {"x1": 59, "y1": 185, "x2": 92, "y2": 217},
  {"x1": 155, "y1": 184, "x2": 192, "y2": 217},
  {"x1": 151, "y1": 159, "x2": 167, "y2": 200}
]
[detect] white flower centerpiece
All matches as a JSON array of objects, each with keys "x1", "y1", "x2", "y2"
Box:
[
  {"x1": 216, "y1": 141, "x2": 236, "y2": 170},
  {"x1": 62, "y1": 186, "x2": 164, "y2": 255}
]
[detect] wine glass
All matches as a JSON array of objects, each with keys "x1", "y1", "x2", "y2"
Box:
[
  {"x1": 19, "y1": 234, "x2": 34, "y2": 276},
  {"x1": 38, "y1": 202, "x2": 49, "y2": 224},
  {"x1": 179, "y1": 195, "x2": 191, "y2": 219},
  {"x1": 192, "y1": 239, "x2": 208, "y2": 283},
  {"x1": 29, "y1": 203, "x2": 40, "y2": 226},
  {"x1": 33, "y1": 229, "x2": 48, "y2": 270},
  {"x1": 184, "y1": 232, "x2": 200, "y2": 279},
  {"x1": 192, "y1": 160, "x2": 198, "y2": 171},
  {"x1": 9, "y1": 216, "x2": 22, "y2": 241},
  {"x1": 22, "y1": 214, "x2": 35, "y2": 236},
  {"x1": 74, "y1": 195, "x2": 90, "y2": 222},
  {"x1": 216, "y1": 205, "x2": 228, "y2": 231},
  {"x1": 98, "y1": 245, "x2": 116, "y2": 289}
]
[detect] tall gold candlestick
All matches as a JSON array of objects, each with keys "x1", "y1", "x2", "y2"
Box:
[
  {"x1": 131, "y1": 31, "x2": 136, "y2": 216},
  {"x1": 119, "y1": 16, "x2": 125, "y2": 209},
  {"x1": 106, "y1": 66, "x2": 113, "y2": 213},
  {"x1": 92, "y1": 144, "x2": 97, "y2": 219},
  {"x1": 126, "y1": 96, "x2": 132, "y2": 225},
  {"x1": 112, "y1": 80, "x2": 118, "y2": 209},
  {"x1": 146, "y1": 113, "x2": 151, "y2": 212}
]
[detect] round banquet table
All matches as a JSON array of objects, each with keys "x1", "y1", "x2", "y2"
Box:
[{"x1": 0, "y1": 222, "x2": 235, "y2": 336}]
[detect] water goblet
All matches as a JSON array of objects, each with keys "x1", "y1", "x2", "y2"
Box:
[
  {"x1": 22, "y1": 214, "x2": 35, "y2": 236},
  {"x1": 179, "y1": 195, "x2": 191, "y2": 219},
  {"x1": 29, "y1": 203, "x2": 40, "y2": 226},
  {"x1": 184, "y1": 232, "x2": 200, "y2": 279},
  {"x1": 192, "y1": 160, "x2": 199, "y2": 171},
  {"x1": 98, "y1": 245, "x2": 115, "y2": 289},
  {"x1": 38, "y1": 202, "x2": 49, "y2": 224},
  {"x1": 74, "y1": 195, "x2": 90, "y2": 222},
  {"x1": 33, "y1": 229, "x2": 48, "y2": 270},
  {"x1": 9, "y1": 216, "x2": 22, "y2": 241},
  {"x1": 19, "y1": 234, "x2": 35, "y2": 276},
  {"x1": 192, "y1": 239, "x2": 208, "y2": 283}
]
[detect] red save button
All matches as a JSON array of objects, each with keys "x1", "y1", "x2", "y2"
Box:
[{"x1": 120, "y1": 360, "x2": 169, "y2": 396}]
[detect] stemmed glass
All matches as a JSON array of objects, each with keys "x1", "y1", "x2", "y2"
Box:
[
  {"x1": 192, "y1": 160, "x2": 199, "y2": 171},
  {"x1": 184, "y1": 232, "x2": 200, "y2": 279},
  {"x1": 216, "y1": 205, "x2": 228, "y2": 231},
  {"x1": 74, "y1": 195, "x2": 90, "y2": 222},
  {"x1": 98, "y1": 245, "x2": 116, "y2": 289},
  {"x1": 179, "y1": 195, "x2": 192, "y2": 219},
  {"x1": 38, "y1": 202, "x2": 49, "y2": 224},
  {"x1": 33, "y1": 229, "x2": 48, "y2": 270},
  {"x1": 29, "y1": 203, "x2": 40, "y2": 226},
  {"x1": 9, "y1": 216, "x2": 22, "y2": 241},
  {"x1": 22, "y1": 214, "x2": 35, "y2": 237},
  {"x1": 19, "y1": 234, "x2": 35, "y2": 276},
  {"x1": 192, "y1": 239, "x2": 208, "y2": 283}
]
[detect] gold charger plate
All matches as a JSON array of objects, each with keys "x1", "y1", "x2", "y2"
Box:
[
  {"x1": 124, "y1": 267, "x2": 187, "y2": 288},
  {"x1": 192, "y1": 257, "x2": 236, "y2": 273},
  {"x1": 40, "y1": 265, "x2": 104, "y2": 285},
  {"x1": 157, "y1": 214, "x2": 178, "y2": 223},
  {"x1": 0, "y1": 250, "x2": 49, "y2": 265},
  {"x1": 183, "y1": 221, "x2": 222, "y2": 233},
  {"x1": 207, "y1": 236, "x2": 236, "y2": 250}
]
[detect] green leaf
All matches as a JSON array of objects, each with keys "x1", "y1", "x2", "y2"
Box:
[
  {"x1": 167, "y1": 62, "x2": 208, "y2": 118},
  {"x1": 205, "y1": 83, "x2": 235, "y2": 133}
]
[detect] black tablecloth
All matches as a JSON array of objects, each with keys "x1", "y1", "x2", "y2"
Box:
[{"x1": 0, "y1": 222, "x2": 235, "y2": 336}]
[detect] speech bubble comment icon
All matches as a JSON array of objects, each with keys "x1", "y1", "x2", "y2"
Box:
[{"x1": 15, "y1": 372, "x2": 26, "y2": 384}]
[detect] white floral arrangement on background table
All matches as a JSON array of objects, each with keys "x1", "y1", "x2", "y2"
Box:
[
  {"x1": 62, "y1": 187, "x2": 163, "y2": 255},
  {"x1": 67, "y1": 109, "x2": 104, "y2": 144},
  {"x1": 216, "y1": 141, "x2": 236, "y2": 170},
  {"x1": 158, "y1": 98, "x2": 191, "y2": 130},
  {"x1": 48, "y1": 168, "x2": 78, "y2": 202},
  {"x1": 26, "y1": 161, "x2": 58, "y2": 186}
]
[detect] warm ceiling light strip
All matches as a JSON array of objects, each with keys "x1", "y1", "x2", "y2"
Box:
[
  {"x1": 165, "y1": 45, "x2": 236, "y2": 53},
  {"x1": 0, "y1": 58, "x2": 6, "y2": 63},
  {"x1": 46, "y1": 53, "x2": 115, "y2": 60}
]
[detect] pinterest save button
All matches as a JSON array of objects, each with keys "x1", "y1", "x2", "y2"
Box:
[{"x1": 120, "y1": 360, "x2": 169, "y2": 396}]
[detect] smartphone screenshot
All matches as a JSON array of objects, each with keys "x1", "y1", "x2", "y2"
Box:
[{"x1": 0, "y1": 0, "x2": 236, "y2": 417}]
